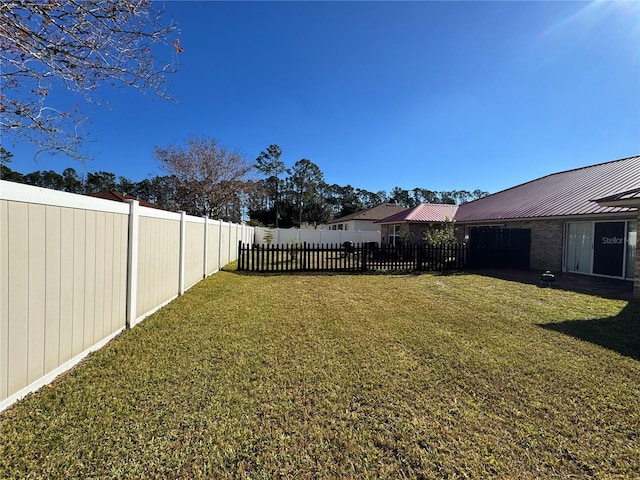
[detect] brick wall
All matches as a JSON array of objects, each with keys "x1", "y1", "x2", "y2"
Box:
[
  {"x1": 407, "y1": 223, "x2": 426, "y2": 243},
  {"x1": 503, "y1": 219, "x2": 565, "y2": 271}
]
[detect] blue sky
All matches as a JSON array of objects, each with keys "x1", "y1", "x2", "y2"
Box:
[{"x1": 5, "y1": 0, "x2": 640, "y2": 195}]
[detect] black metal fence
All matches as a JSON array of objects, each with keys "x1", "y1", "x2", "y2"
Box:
[{"x1": 237, "y1": 241, "x2": 468, "y2": 273}]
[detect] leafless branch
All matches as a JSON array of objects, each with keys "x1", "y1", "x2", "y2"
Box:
[
  {"x1": 155, "y1": 136, "x2": 255, "y2": 219},
  {"x1": 0, "y1": 0, "x2": 179, "y2": 159}
]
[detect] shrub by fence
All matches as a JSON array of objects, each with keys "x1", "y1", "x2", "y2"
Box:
[
  {"x1": 0, "y1": 181, "x2": 254, "y2": 411},
  {"x1": 238, "y1": 242, "x2": 468, "y2": 273}
]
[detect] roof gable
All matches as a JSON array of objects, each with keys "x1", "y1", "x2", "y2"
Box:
[{"x1": 455, "y1": 155, "x2": 640, "y2": 222}]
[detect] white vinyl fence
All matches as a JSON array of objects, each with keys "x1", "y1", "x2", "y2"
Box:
[
  {"x1": 254, "y1": 227, "x2": 381, "y2": 246},
  {"x1": 0, "y1": 181, "x2": 253, "y2": 412}
]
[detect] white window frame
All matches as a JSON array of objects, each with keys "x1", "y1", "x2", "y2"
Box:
[{"x1": 388, "y1": 224, "x2": 401, "y2": 246}]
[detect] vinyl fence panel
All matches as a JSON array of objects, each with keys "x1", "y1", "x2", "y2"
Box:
[
  {"x1": 184, "y1": 218, "x2": 206, "y2": 290},
  {"x1": 1, "y1": 183, "x2": 130, "y2": 411},
  {"x1": 219, "y1": 222, "x2": 231, "y2": 267},
  {"x1": 207, "y1": 220, "x2": 222, "y2": 274},
  {"x1": 1, "y1": 181, "x2": 253, "y2": 412},
  {"x1": 229, "y1": 222, "x2": 239, "y2": 261},
  {"x1": 5, "y1": 200, "x2": 29, "y2": 397},
  {"x1": 136, "y1": 211, "x2": 181, "y2": 320},
  {"x1": 0, "y1": 200, "x2": 7, "y2": 403},
  {"x1": 58, "y1": 208, "x2": 74, "y2": 367}
]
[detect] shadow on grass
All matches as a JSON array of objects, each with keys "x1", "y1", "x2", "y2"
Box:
[{"x1": 539, "y1": 301, "x2": 640, "y2": 361}]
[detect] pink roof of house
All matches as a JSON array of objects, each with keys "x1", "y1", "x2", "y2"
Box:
[{"x1": 376, "y1": 203, "x2": 458, "y2": 224}]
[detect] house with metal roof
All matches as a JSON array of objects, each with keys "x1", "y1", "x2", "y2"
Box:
[
  {"x1": 453, "y1": 155, "x2": 639, "y2": 296},
  {"x1": 376, "y1": 203, "x2": 459, "y2": 246},
  {"x1": 327, "y1": 203, "x2": 406, "y2": 232}
]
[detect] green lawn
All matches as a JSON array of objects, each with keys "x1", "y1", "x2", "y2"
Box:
[{"x1": 1, "y1": 270, "x2": 639, "y2": 479}]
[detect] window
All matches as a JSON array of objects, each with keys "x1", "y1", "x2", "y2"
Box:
[{"x1": 388, "y1": 225, "x2": 401, "y2": 246}]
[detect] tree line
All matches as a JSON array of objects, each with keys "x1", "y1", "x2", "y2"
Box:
[
  {"x1": 1, "y1": 142, "x2": 488, "y2": 227},
  {"x1": 249, "y1": 144, "x2": 488, "y2": 228}
]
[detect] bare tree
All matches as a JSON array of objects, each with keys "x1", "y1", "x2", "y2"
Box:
[
  {"x1": 0, "y1": 0, "x2": 179, "y2": 159},
  {"x1": 154, "y1": 136, "x2": 254, "y2": 219}
]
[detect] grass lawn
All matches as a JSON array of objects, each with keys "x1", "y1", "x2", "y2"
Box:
[{"x1": 1, "y1": 270, "x2": 639, "y2": 479}]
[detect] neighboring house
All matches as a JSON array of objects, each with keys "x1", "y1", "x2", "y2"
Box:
[
  {"x1": 85, "y1": 191, "x2": 166, "y2": 210},
  {"x1": 453, "y1": 155, "x2": 639, "y2": 288},
  {"x1": 326, "y1": 203, "x2": 406, "y2": 232},
  {"x1": 376, "y1": 203, "x2": 459, "y2": 246}
]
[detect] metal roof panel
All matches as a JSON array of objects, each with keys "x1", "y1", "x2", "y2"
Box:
[
  {"x1": 377, "y1": 203, "x2": 458, "y2": 223},
  {"x1": 454, "y1": 155, "x2": 640, "y2": 222}
]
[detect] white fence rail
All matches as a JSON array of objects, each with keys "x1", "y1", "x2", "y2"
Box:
[
  {"x1": 254, "y1": 227, "x2": 381, "y2": 246},
  {"x1": 0, "y1": 181, "x2": 254, "y2": 411}
]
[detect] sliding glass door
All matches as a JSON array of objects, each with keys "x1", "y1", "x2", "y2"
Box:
[
  {"x1": 566, "y1": 221, "x2": 636, "y2": 279},
  {"x1": 626, "y1": 221, "x2": 637, "y2": 280},
  {"x1": 566, "y1": 223, "x2": 593, "y2": 274}
]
